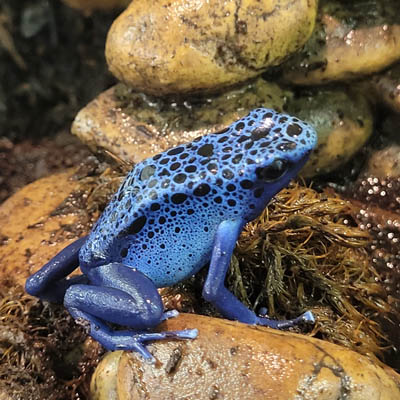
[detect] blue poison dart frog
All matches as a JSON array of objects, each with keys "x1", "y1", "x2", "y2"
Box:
[{"x1": 26, "y1": 108, "x2": 317, "y2": 363}]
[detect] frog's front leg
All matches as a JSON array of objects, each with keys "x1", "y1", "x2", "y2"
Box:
[
  {"x1": 64, "y1": 262, "x2": 197, "y2": 363},
  {"x1": 202, "y1": 220, "x2": 314, "y2": 328},
  {"x1": 25, "y1": 236, "x2": 89, "y2": 303}
]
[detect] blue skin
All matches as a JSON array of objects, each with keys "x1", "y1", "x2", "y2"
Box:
[{"x1": 26, "y1": 108, "x2": 317, "y2": 363}]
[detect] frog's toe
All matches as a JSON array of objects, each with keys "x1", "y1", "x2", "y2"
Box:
[
  {"x1": 256, "y1": 310, "x2": 315, "y2": 329},
  {"x1": 257, "y1": 307, "x2": 269, "y2": 317},
  {"x1": 130, "y1": 341, "x2": 157, "y2": 363},
  {"x1": 133, "y1": 329, "x2": 199, "y2": 343},
  {"x1": 301, "y1": 310, "x2": 315, "y2": 323},
  {"x1": 161, "y1": 309, "x2": 179, "y2": 321},
  {"x1": 175, "y1": 328, "x2": 198, "y2": 339}
]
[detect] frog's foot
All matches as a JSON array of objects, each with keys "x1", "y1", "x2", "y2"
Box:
[
  {"x1": 104, "y1": 329, "x2": 198, "y2": 362},
  {"x1": 69, "y1": 307, "x2": 197, "y2": 363},
  {"x1": 256, "y1": 307, "x2": 315, "y2": 329},
  {"x1": 124, "y1": 330, "x2": 198, "y2": 362}
]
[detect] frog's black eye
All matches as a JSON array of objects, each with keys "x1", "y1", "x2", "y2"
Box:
[{"x1": 256, "y1": 159, "x2": 290, "y2": 181}]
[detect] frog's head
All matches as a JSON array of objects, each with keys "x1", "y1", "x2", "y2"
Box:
[{"x1": 224, "y1": 108, "x2": 317, "y2": 208}]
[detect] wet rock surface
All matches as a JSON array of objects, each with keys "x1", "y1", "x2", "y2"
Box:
[
  {"x1": 105, "y1": 0, "x2": 317, "y2": 95},
  {"x1": 0, "y1": 169, "x2": 85, "y2": 285},
  {"x1": 72, "y1": 0, "x2": 400, "y2": 183},
  {"x1": 73, "y1": 80, "x2": 374, "y2": 179},
  {"x1": 90, "y1": 314, "x2": 400, "y2": 400},
  {"x1": 71, "y1": 78, "x2": 287, "y2": 165},
  {"x1": 368, "y1": 62, "x2": 400, "y2": 114},
  {"x1": 282, "y1": 0, "x2": 400, "y2": 85},
  {"x1": 286, "y1": 87, "x2": 373, "y2": 177},
  {"x1": 0, "y1": 159, "x2": 122, "y2": 286},
  {"x1": 366, "y1": 144, "x2": 400, "y2": 179}
]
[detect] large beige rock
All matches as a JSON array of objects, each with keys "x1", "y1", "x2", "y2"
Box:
[
  {"x1": 90, "y1": 314, "x2": 400, "y2": 400},
  {"x1": 282, "y1": 0, "x2": 400, "y2": 85},
  {"x1": 0, "y1": 169, "x2": 88, "y2": 286},
  {"x1": 73, "y1": 80, "x2": 374, "y2": 177},
  {"x1": 105, "y1": 0, "x2": 317, "y2": 95},
  {"x1": 366, "y1": 145, "x2": 400, "y2": 179},
  {"x1": 72, "y1": 79, "x2": 287, "y2": 164},
  {"x1": 368, "y1": 62, "x2": 400, "y2": 114},
  {"x1": 286, "y1": 87, "x2": 373, "y2": 177}
]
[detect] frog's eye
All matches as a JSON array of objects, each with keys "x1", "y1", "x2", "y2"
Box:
[{"x1": 256, "y1": 159, "x2": 290, "y2": 181}]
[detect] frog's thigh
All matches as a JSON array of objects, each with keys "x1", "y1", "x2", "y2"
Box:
[{"x1": 64, "y1": 262, "x2": 163, "y2": 329}]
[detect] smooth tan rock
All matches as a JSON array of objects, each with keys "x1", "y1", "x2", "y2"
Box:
[
  {"x1": 287, "y1": 88, "x2": 373, "y2": 177},
  {"x1": 72, "y1": 79, "x2": 287, "y2": 164},
  {"x1": 282, "y1": 0, "x2": 400, "y2": 85},
  {"x1": 366, "y1": 145, "x2": 400, "y2": 179},
  {"x1": 91, "y1": 351, "x2": 123, "y2": 400},
  {"x1": 369, "y1": 62, "x2": 400, "y2": 113},
  {"x1": 72, "y1": 80, "x2": 369, "y2": 178},
  {"x1": 105, "y1": 0, "x2": 317, "y2": 95},
  {"x1": 0, "y1": 169, "x2": 87, "y2": 286},
  {"x1": 90, "y1": 314, "x2": 400, "y2": 400}
]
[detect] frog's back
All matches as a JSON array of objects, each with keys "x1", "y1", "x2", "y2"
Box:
[{"x1": 80, "y1": 108, "x2": 316, "y2": 287}]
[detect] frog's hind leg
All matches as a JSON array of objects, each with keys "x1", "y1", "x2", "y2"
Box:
[
  {"x1": 64, "y1": 262, "x2": 197, "y2": 362},
  {"x1": 25, "y1": 236, "x2": 88, "y2": 303}
]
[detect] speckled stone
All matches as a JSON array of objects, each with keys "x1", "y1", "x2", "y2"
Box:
[
  {"x1": 0, "y1": 169, "x2": 86, "y2": 286},
  {"x1": 286, "y1": 87, "x2": 373, "y2": 177},
  {"x1": 105, "y1": 0, "x2": 317, "y2": 95},
  {"x1": 282, "y1": 0, "x2": 400, "y2": 85},
  {"x1": 90, "y1": 314, "x2": 400, "y2": 400},
  {"x1": 71, "y1": 79, "x2": 288, "y2": 165},
  {"x1": 368, "y1": 63, "x2": 400, "y2": 113}
]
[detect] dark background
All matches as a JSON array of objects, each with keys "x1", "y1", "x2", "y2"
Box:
[{"x1": 0, "y1": 0, "x2": 117, "y2": 202}]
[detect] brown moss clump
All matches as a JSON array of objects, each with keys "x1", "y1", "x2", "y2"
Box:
[
  {"x1": 230, "y1": 183, "x2": 393, "y2": 363},
  {"x1": 0, "y1": 282, "x2": 104, "y2": 400}
]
